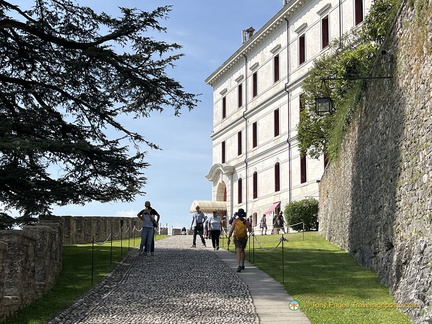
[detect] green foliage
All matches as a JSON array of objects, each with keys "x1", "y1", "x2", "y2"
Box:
[
  {"x1": 0, "y1": 212, "x2": 14, "y2": 229},
  {"x1": 284, "y1": 198, "x2": 318, "y2": 231},
  {"x1": 362, "y1": 0, "x2": 401, "y2": 42},
  {"x1": 0, "y1": 1, "x2": 199, "y2": 224},
  {"x1": 298, "y1": 0, "x2": 401, "y2": 161}
]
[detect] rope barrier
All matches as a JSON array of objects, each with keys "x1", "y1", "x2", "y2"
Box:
[
  {"x1": 112, "y1": 229, "x2": 121, "y2": 238},
  {"x1": 253, "y1": 234, "x2": 287, "y2": 252},
  {"x1": 95, "y1": 232, "x2": 112, "y2": 245},
  {"x1": 288, "y1": 221, "x2": 305, "y2": 228},
  {"x1": 133, "y1": 225, "x2": 142, "y2": 232},
  {"x1": 93, "y1": 223, "x2": 141, "y2": 246}
]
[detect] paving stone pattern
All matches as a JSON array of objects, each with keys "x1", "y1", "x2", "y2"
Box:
[{"x1": 47, "y1": 235, "x2": 258, "y2": 324}]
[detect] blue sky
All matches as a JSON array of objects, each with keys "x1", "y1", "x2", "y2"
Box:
[{"x1": 47, "y1": 0, "x2": 285, "y2": 229}]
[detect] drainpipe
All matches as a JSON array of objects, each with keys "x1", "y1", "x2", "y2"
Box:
[
  {"x1": 242, "y1": 54, "x2": 249, "y2": 214},
  {"x1": 338, "y1": 0, "x2": 342, "y2": 43},
  {"x1": 229, "y1": 172, "x2": 234, "y2": 219},
  {"x1": 285, "y1": 18, "x2": 292, "y2": 205}
]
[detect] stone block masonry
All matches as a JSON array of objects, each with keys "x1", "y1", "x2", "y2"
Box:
[
  {"x1": 61, "y1": 216, "x2": 142, "y2": 245},
  {"x1": 0, "y1": 215, "x2": 142, "y2": 323},
  {"x1": 318, "y1": 0, "x2": 432, "y2": 323},
  {"x1": 0, "y1": 217, "x2": 62, "y2": 323}
]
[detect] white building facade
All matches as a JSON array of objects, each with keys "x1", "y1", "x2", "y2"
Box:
[{"x1": 205, "y1": 0, "x2": 372, "y2": 228}]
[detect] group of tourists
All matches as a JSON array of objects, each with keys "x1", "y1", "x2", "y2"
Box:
[
  {"x1": 190, "y1": 205, "x2": 253, "y2": 272},
  {"x1": 190, "y1": 205, "x2": 224, "y2": 250},
  {"x1": 137, "y1": 201, "x2": 284, "y2": 273}
]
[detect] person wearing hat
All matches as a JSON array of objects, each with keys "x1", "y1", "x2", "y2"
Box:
[
  {"x1": 227, "y1": 208, "x2": 252, "y2": 272},
  {"x1": 190, "y1": 205, "x2": 206, "y2": 247}
]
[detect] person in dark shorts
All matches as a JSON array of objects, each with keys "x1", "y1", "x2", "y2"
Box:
[{"x1": 227, "y1": 208, "x2": 252, "y2": 272}]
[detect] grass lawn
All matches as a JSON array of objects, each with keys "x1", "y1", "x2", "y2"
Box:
[
  {"x1": 5, "y1": 232, "x2": 413, "y2": 324},
  {"x1": 3, "y1": 235, "x2": 167, "y2": 324},
  {"x1": 220, "y1": 232, "x2": 412, "y2": 324}
]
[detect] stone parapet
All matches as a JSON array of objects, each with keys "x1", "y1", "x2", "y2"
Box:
[
  {"x1": 60, "y1": 216, "x2": 142, "y2": 245},
  {"x1": 0, "y1": 218, "x2": 62, "y2": 323}
]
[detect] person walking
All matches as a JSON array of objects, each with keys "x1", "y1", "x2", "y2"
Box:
[
  {"x1": 208, "y1": 210, "x2": 222, "y2": 250},
  {"x1": 139, "y1": 201, "x2": 160, "y2": 256},
  {"x1": 227, "y1": 208, "x2": 252, "y2": 272},
  {"x1": 190, "y1": 205, "x2": 206, "y2": 247},
  {"x1": 137, "y1": 201, "x2": 158, "y2": 256},
  {"x1": 259, "y1": 214, "x2": 267, "y2": 235},
  {"x1": 277, "y1": 211, "x2": 286, "y2": 233},
  {"x1": 203, "y1": 216, "x2": 209, "y2": 239}
]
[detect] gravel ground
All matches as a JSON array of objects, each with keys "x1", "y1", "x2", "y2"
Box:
[{"x1": 47, "y1": 235, "x2": 259, "y2": 324}]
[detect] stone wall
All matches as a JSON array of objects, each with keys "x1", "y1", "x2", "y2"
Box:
[
  {"x1": 0, "y1": 217, "x2": 62, "y2": 323},
  {"x1": 61, "y1": 216, "x2": 142, "y2": 245},
  {"x1": 0, "y1": 215, "x2": 144, "y2": 322},
  {"x1": 318, "y1": 1, "x2": 432, "y2": 323}
]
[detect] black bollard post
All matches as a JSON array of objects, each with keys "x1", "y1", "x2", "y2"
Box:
[
  {"x1": 282, "y1": 234, "x2": 285, "y2": 284},
  {"x1": 110, "y1": 231, "x2": 113, "y2": 265},
  {"x1": 120, "y1": 219, "x2": 124, "y2": 258},
  {"x1": 252, "y1": 234, "x2": 255, "y2": 264},
  {"x1": 91, "y1": 237, "x2": 95, "y2": 285}
]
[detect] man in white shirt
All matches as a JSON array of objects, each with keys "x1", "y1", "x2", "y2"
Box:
[{"x1": 190, "y1": 205, "x2": 206, "y2": 248}]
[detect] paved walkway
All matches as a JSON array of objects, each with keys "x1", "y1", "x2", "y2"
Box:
[{"x1": 47, "y1": 235, "x2": 310, "y2": 324}]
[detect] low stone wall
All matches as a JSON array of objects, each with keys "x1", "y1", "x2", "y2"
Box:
[
  {"x1": 0, "y1": 215, "x2": 145, "y2": 322},
  {"x1": 0, "y1": 217, "x2": 62, "y2": 323},
  {"x1": 61, "y1": 216, "x2": 142, "y2": 245},
  {"x1": 172, "y1": 228, "x2": 182, "y2": 235},
  {"x1": 318, "y1": 1, "x2": 432, "y2": 323}
]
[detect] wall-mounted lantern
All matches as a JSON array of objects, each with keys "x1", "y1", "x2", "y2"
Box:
[
  {"x1": 314, "y1": 73, "x2": 392, "y2": 116},
  {"x1": 315, "y1": 97, "x2": 334, "y2": 116}
]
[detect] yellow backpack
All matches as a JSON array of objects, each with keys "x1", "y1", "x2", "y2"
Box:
[{"x1": 234, "y1": 219, "x2": 247, "y2": 238}]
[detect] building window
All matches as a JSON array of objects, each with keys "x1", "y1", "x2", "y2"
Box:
[
  {"x1": 322, "y1": 16, "x2": 329, "y2": 49},
  {"x1": 252, "y1": 72, "x2": 258, "y2": 97},
  {"x1": 221, "y1": 141, "x2": 226, "y2": 163},
  {"x1": 222, "y1": 96, "x2": 226, "y2": 119},
  {"x1": 253, "y1": 172, "x2": 258, "y2": 199},
  {"x1": 274, "y1": 55, "x2": 280, "y2": 83},
  {"x1": 300, "y1": 156, "x2": 307, "y2": 183},
  {"x1": 275, "y1": 162, "x2": 280, "y2": 192},
  {"x1": 238, "y1": 178, "x2": 243, "y2": 204},
  {"x1": 237, "y1": 131, "x2": 242, "y2": 156},
  {"x1": 299, "y1": 34, "x2": 305, "y2": 65},
  {"x1": 274, "y1": 109, "x2": 280, "y2": 137},
  {"x1": 299, "y1": 93, "x2": 305, "y2": 123},
  {"x1": 355, "y1": 0, "x2": 364, "y2": 25},
  {"x1": 324, "y1": 153, "x2": 329, "y2": 168},
  {"x1": 238, "y1": 83, "x2": 243, "y2": 108},
  {"x1": 252, "y1": 122, "x2": 258, "y2": 148}
]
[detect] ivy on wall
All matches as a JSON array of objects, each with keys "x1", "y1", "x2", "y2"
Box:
[{"x1": 298, "y1": 0, "x2": 402, "y2": 162}]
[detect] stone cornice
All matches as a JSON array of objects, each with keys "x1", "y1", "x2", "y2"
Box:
[
  {"x1": 205, "y1": 0, "x2": 309, "y2": 86},
  {"x1": 206, "y1": 163, "x2": 235, "y2": 181}
]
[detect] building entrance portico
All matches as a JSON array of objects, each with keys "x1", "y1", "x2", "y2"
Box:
[{"x1": 216, "y1": 181, "x2": 227, "y2": 202}]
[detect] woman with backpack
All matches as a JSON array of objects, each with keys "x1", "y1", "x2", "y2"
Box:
[{"x1": 227, "y1": 208, "x2": 252, "y2": 272}]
